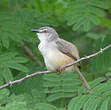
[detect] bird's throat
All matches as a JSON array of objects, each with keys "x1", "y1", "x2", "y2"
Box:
[{"x1": 37, "y1": 33, "x2": 47, "y2": 42}]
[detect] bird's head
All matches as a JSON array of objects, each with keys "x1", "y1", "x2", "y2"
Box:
[{"x1": 31, "y1": 27, "x2": 59, "y2": 42}]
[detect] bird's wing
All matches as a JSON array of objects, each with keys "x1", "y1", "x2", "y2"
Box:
[{"x1": 55, "y1": 38, "x2": 80, "y2": 60}]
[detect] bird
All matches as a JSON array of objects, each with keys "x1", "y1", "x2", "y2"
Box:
[{"x1": 31, "y1": 27, "x2": 91, "y2": 92}]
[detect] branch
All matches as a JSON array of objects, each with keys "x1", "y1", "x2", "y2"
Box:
[
  {"x1": 0, "y1": 71, "x2": 52, "y2": 90},
  {"x1": 0, "y1": 43, "x2": 111, "y2": 90},
  {"x1": 64, "y1": 43, "x2": 111, "y2": 69},
  {"x1": 22, "y1": 42, "x2": 43, "y2": 67}
]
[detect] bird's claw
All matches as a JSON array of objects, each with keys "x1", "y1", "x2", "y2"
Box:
[{"x1": 59, "y1": 66, "x2": 65, "y2": 72}]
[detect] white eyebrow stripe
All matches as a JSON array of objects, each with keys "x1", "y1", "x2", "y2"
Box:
[
  {"x1": 39, "y1": 29, "x2": 47, "y2": 33},
  {"x1": 39, "y1": 30, "x2": 43, "y2": 32}
]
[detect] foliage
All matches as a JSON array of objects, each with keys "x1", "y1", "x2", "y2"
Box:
[
  {"x1": 65, "y1": 0, "x2": 108, "y2": 31},
  {"x1": 0, "y1": 0, "x2": 111, "y2": 110},
  {"x1": 43, "y1": 72, "x2": 82, "y2": 102},
  {"x1": 68, "y1": 75, "x2": 111, "y2": 110}
]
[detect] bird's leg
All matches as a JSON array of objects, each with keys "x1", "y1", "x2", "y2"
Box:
[
  {"x1": 59, "y1": 64, "x2": 67, "y2": 72},
  {"x1": 54, "y1": 64, "x2": 67, "y2": 75},
  {"x1": 53, "y1": 69, "x2": 61, "y2": 75}
]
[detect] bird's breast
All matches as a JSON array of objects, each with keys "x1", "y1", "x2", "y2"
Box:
[
  {"x1": 38, "y1": 41, "x2": 48, "y2": 56},
  {"x1": 38, "y1": 41, "x2": 74, "y2": 71}
]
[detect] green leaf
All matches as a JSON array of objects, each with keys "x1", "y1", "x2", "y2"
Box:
[
  {"x1": 89, "y1": 77, "x2": 106, "y2": 88},
  {"x1": 91, "y1": 1, "x2": 108, "y2": 9},
  {"x1": 44, "y1": 72, "x2": 81, "y2": 101},
  {"x1": 9, "y1": 33, "x2": 22, "y2": 43},
  {"x1": 72, "y1": 17, "x2": 85, "y2": 31},
  {"x1": 99, "y1": 18, "x2": 111, "y2": 29},
  {"x1": 0, "y1": 52, "x2": 17, "y2": 63},
  {"x1": 35, "y1": 103, "x2": 57, "y2": 110},
  {"x1": 62, "y1": 79, "x2": 81, "y2": 86},
  {"x1": 73, "y1": 96, "x2": 89, "y2": 110},
  {"x1": 43, "y1": 74, "x2": 60, "y2": 81},
  {"x1": 83, "y1": 20, "x2": 90, "y2": 32},
  {"x1": 47, "y1": 92, "x2": 75, "y2": 102},
  {"x1": 68, "y1": 96, "x2": 82, "y2": 110},
  {"x1": 65, "y1": 0, "x2": 107, "y2": 31},
  {"x1": 60, "y1": 72, "x2": 79, "y2": 80},
  {"x1": 0, "y1": 89, "x2": 10, "y2": 105},
  {"x1": 91, "y1": 35, "x2": 111, "y2": 73},
  {"x1": 88, "y1": 14, "x2": 99, "y2": 25},
  {"x1": 90, "y1": 7, "x2": 105, "y2": 17},
  {"x1": 8, "y1": 63, "x2": 29, "y2": 73},
  {"x1": 14, "y1": 57, "x2": 29, "y2": 63},
  {"x1": 0, "y1": 75, "x2": 4, "y2": 86},
  {"x1": 62, "y1": 86, "x2": 78, "y2": 92},
  {"x1": 105, "y1": 72, "x2": 111, "y2": 77},
  {"x1": 83, "y1": 96, "x2": 100, "y2": 110},
  {"x1": 67, "y1": 15, "x2": 82, "y2": 26},
  {"x1": 61, "y1": 92, "x2": 75, "y2": 98},
  {"x1": 49, "y1": 87, "x2": 61, "y2": 93},
  {"x1": 68, "y1": 95, "x2": 89, "y2": 110},
  {"x1": 103, "y1": 89, "x2": 111, "y2": 97},
  {"x1": 1, "y1": 34, "x2": 9, "y2": 48},
  {"x1": 100, "y1": 100, "x2": 108, "y2": 110},
  {"x1": 43, "y1": 81, "x2": 61, "y2": 87},
  {"x1": 2, "y1": 67, "x2": 14, "y2": 82},
  {"x1": 59, "y1": 108, "x2": 65, "y2": 110},
  {"x1": 3, "y1": 101, "x2": 27, "y2": 110},
  {"x1": 86, "y1": 33, "x2": 104, "y2": 40},
  {"x1": 47, "y1": 93, "x2": 65, "y2": 102}
]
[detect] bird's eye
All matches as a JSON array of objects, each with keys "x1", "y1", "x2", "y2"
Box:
[{"x1": 44, "y1": 30, "x2": 48, "y2": 33}]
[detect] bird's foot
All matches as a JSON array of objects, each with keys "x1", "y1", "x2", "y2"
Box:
[
  {"x1": 54, "y1": 65, "x2": 67, "y2": 75},
  {"x1": 60, "y1": 66, "x2": 65, "y2": 72},
  {"x1": 59, "y1": 64, "x2": 67, "y2": 72}
]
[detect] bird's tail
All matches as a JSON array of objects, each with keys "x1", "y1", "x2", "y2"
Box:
[{"x1": 75, "y1": 66, "x2": 91, "y2": 93}]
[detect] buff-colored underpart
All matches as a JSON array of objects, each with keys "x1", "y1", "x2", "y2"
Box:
[
  {"x1": 44, "y1": 46, "x2": 76, "y2": 71},
  {"x1": 38, "y1": 36, "x2": 78, "y2": 72}
]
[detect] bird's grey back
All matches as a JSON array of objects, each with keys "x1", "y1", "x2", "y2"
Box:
[{"x1": 55, "y1": 38, "x2": 80, "y2": 60}]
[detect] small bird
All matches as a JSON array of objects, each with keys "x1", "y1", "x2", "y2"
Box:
[{"x1": 31, "y1": 27, "x2": 91, "y2": 92}]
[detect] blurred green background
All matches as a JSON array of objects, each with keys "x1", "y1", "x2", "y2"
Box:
[{"x1": 0, "y1": 0, "x2": 111, "y2": 110}]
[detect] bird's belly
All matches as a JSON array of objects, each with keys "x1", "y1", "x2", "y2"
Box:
[
  {"x1": 44, "y1": 50, "x2": 74, "y2": 71},
  {"x1": 38, "y1": 42, "x2": 75, "y2": 71}
]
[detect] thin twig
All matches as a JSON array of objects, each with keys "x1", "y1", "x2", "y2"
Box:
[
  {"x1": 0, "y1": 71, "x2": 52, "y2": 90},
  {"x1": 64, "y1": 43, "x2": 111, "y2": 69},
  {"x1": 0, "y1": 43, "x2": 111, "y2": 90},
  {"x1": 22, "y1": 43, "x2": 43, "y2": 67}
]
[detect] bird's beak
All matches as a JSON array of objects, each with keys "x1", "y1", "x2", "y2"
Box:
[{"x1": 31, "y1": 29, "x2": 40, "y2": 33}]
